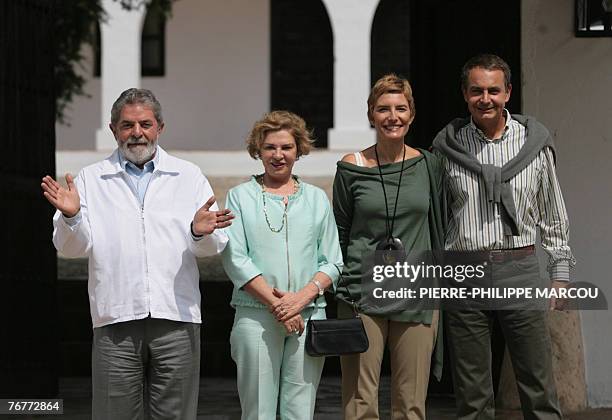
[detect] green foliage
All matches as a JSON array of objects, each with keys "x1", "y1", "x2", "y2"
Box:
[
  {"x1": 54, "y1": 0, "x2": 173, "y2": 124},
  {"x1": 54, "y1": 0, "x2": 105, "y2": 124}
]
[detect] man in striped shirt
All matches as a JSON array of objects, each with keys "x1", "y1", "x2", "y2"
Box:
[{"x1": 433, "y1": 54, "x2": 575, "y2": 420}]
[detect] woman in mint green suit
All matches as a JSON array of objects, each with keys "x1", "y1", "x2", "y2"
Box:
[{"x1": 222, "y1": 110, "x2": 343, "y2": 420}]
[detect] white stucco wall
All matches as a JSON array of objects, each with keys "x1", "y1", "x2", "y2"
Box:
[
  {"x1": 142, "y1": 0, "x2": 269, "y2": 150},
  {"x1": 522, "y1": 0, "x2": 612, "y2": 407},
  {"x1": 55, "y1": 47, "x2": 100, "y2": 150},
  {"x1": 56, "y1": 0, "x2": 269, "y2": 151}
]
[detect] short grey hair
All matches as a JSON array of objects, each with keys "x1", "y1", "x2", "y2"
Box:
[{"x1": 110, "y1": 88, "x2": 163, "y2": 126}]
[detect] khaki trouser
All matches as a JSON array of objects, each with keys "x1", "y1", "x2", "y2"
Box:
[
  {"x1": 338, "y1": 302, "x2": 438, "y2": 420},
  {"x1": 445, "y1": 253, "x2": 562, "y2": 420}
]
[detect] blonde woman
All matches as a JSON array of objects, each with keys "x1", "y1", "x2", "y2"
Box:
[
  {"x1": 333, "y1": 75, "x2": 444, "y2": 419},
  {"x1": 222, "y1": 111, "x2": 343, "y2": 420}
]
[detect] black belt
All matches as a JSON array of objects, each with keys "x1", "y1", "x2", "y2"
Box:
[{"x1": 487, "y1": 245, "x2": 535, "y2": 263}]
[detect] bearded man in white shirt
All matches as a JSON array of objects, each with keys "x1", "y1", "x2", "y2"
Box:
[{"x1": 41, "y1": 88, "x2": 234, "y2": 420}]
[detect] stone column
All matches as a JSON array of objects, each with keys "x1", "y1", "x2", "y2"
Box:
[
  {"x1": 496, "y1": 311, "x2": 587, "y2": 412},
  {"x1": 321, "y1": 0, "x2": 378, "y2": 150},
  {"x1": 515, "y1": 0, "x2": 589, "y2": 410},
  {"x1": 95, "y1": 0, "x2": 147, "y2": 150}
]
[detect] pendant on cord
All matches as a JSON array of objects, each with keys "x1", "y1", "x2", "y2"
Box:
[
  {"x1": 374, "y1": 144, "x2": 407, "y2": 266},
  {"x1": 376, "y1": 236, "x2": 405, "y2": 265}
]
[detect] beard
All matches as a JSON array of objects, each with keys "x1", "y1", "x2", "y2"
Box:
[{"x1": 117, "y1": 136, "x2": 158, "y2": 166}]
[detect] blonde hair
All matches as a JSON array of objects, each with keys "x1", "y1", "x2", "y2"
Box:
[
  {"x1": 367, "y1": 74, "x2": 415, "y2": 123},
  {"x1": 246, "y1": 110, "x2": 314, "y2": 159}
]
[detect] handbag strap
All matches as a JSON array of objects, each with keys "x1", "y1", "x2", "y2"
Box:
[{"x1": 308, "y1": 264, "x2": 359, "y2": 322}]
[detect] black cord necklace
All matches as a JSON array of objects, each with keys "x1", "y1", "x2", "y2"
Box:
[{"x1": 374, "y1": 143, "x2": 406, "y2": 252}]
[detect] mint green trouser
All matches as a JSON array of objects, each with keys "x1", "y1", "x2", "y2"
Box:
[{"x1": 230, "y1": 306, "x2": 326, "y2": 420}]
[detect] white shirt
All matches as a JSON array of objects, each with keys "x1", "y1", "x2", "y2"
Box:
[{"x1": 53, "y1": 147, "x2": 228, "y2": 328}]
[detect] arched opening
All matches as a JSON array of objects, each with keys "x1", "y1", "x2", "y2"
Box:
[
  {"x1": 370, "y1": 0, "x2": 414, "y2": 144},
  {"x1": 270, "y1": 0, "x2": 333, "y2": 148},
  {"x1": 141, "y1": 4, "x2": 166, "y2": 76},
  {"x1": 92, "y1": 3, "x2": 166, "y2": 78},
  {"x1": 94, "y1": 21, "x2": 101, "y2": 77},
  {"x1": 370, "y1": 0, "x2": 411, "y2": 84}
]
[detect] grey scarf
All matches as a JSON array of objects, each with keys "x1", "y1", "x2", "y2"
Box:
[{"x1": 432, "y1": 114, "x2": 556, "y2": 237}]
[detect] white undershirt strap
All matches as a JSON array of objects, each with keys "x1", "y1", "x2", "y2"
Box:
[{"x1": 353, "y1": 152, "x2": 365, "y2": 167}]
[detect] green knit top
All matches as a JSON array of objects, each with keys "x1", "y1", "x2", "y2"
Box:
[{"x1": 333, "y1": 148, "x2": 445, "y2": 379}]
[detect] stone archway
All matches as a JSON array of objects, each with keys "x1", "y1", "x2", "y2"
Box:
[{"x1": 270, "y1": 0, "x2": 334, "y2": 148}]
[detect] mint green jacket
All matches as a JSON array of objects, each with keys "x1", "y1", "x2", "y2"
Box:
[{"x1": 221, "y1": 176, "x2": 343, "y2": 309}]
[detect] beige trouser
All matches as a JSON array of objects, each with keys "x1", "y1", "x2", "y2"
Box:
[{"x1": 338, "y1": 302, "x2": 438, "y2": 420}]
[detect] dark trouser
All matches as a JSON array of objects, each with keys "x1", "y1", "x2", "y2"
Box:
[
  {"x1": 92, "y1": 318, "x2": 200, "y2": 420},
  {"x1": 445, "y1": 255, "x2": 562, "y2": 420}
]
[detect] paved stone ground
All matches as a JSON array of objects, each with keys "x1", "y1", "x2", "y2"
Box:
[{"x1": 5, "y1": 376, "x2": 610, "y2": 420}]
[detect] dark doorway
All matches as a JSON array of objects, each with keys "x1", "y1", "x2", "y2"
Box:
[
  {"x1": 371, "y1": 0, "x2": 412, "y2": 87},
  {"x1": 0, "y1": 0, "x2": 59, "y2": 396},
  {"x1": 409, "y1": 0, "x2": 522, "y2": 148},
  {"x1": 412, "y1": 0, "x2": 520, "y2": 397},
  {"x1": 371, "y1": 0, "x2": 521, "y2": 149},
  {"x1": 270, "y1": 0, "x2": 334, "y2": 148},
  {"x1": 370, "y1": 0, "x2": 416, "y2": 144}
]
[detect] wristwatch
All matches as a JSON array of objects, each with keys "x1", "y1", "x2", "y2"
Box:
[{"x1": 310, "y1": 279, "x2": 325, "y2": 296}]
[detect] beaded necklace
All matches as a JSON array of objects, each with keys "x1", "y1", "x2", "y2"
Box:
[{"x1": 256, "y1": 175, "x2": 300, "y2": 233}]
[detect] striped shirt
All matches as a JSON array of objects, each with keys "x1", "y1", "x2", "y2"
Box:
[{"x1": 437, "y1": 110, "x2": 575, "y2": 281}]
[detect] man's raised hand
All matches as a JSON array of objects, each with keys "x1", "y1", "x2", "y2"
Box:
[
  {"x1": 192, "y1": 196, "x2": 234, "y2": 236},
  {"x1": 41, "y1": 174, "x2": 81, "y2": 218}
]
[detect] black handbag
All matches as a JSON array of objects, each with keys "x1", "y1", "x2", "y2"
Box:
[{"x1": 305, "y1": 266, "x2": 369, "y2": 357}]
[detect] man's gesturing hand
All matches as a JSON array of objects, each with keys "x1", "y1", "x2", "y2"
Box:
[
  {"x1": 192, "y1": 196, "x2": 234, "y2": 236},
  {"x1": 41, "y1": 174, "x2": 81, "y2": 218}
]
